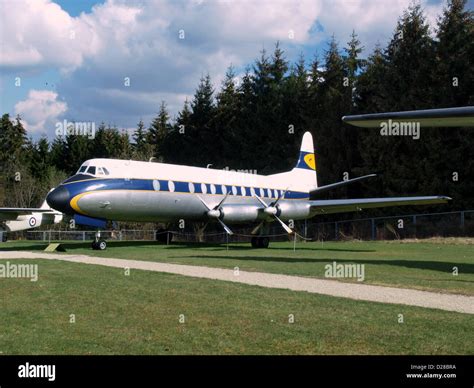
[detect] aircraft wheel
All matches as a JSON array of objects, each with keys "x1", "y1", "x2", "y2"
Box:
[
  {"x1": 98, "y1": 239, "x2": 107, "y2": 250},
  {"x1": 92, "y1": 239, "x2": 107, "y2": 250},
  {"x1": 260, "y1": 237, "x2": 270, "y2": 248},
  {"x1": 251, "y1": 237, "x2": 258, "y2": 248},
  {"x1": 251, "y1": 237, "x2": 270, "y2": 248}
]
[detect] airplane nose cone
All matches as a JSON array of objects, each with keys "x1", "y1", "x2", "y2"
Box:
[{"x1": 46, "y1": 186, "x2": 72, "y2": 214}]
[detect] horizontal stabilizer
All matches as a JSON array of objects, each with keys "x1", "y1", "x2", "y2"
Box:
[
  {"x1": 342, "y1": 106, "x2": 474, "y2": 128},
  {"x1": 310, "y1": 174, "x2": 377, "y2": 198},
  {"x1": 310, "y1": 196, "x2": 451, "y2": 215}
]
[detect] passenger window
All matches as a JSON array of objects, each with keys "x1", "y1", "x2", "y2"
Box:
[{"x1": 87, "y1": 166, "x2": 96, "y2": 175}]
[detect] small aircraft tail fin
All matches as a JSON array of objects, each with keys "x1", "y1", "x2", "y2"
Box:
[
  {"x1": 267, "y1": 132, "x2": 318, "y2": 192},
  {"x1": 39, "y1": 199, "x2": 52, "y2": 210},
  {"x1": 292, "y1": 131, "x2": 318, "y2": 190},
  {"x1": 40, "y1": 189, "x2": 55, "y2": 210}
]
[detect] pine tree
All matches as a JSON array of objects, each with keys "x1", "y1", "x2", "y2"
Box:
[
  {"x1": 435, "y1": 0, "x2": 474, "y2": 106},
  {"x1": 30, "y1": 137, "x2": 50, "y2": 180},
  {"x1": 317, "y1": 36, "x2": 348, "y2": 187},
  {"x1": 133, "y1": 119, "x2": 147, "y2": 151},
  {"x1": 214, "y1": 65, "x2": 240, "y2": 166},
  {"x1": 161, "y1": 98, "x2": 192, "y2": 164},
  {"x1": 188, "y1": 74, "x2": 215, "y2": 166},
  {"x1": 148, "y1": 101, "x2": 171, "y2": 160},
  {"x1": 50, "y1": 135, "x2": 67, "y2": 172}
]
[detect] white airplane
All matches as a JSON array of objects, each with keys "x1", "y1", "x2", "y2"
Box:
[
  {"x1": 45, "y1": 131, "x2": 450, "y2": 250},
  {"x1": 0, "y1": 193, "x2": 63, "y2": 238}
]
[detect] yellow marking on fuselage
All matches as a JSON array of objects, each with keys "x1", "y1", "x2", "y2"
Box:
[{"x1": 70, "y1": 192, "x2": 91, "y2": 215}]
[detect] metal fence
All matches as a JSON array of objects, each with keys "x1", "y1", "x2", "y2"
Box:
[
  {"x1": 21, "y1": 210, "x2": 474, "y2": 243},
  {"x1": 304, "y1": 210, "x2": 474, "y2": 241}
]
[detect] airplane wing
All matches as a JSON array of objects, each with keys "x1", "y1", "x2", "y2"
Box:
[
  {"x1": 0, "y1": 194, "x2": 64, "y2": 232},
  {"x1": 0, "y1": 208, "x2": 57, "y2": 220},
  {"x1": 342, "y1": 106, "x2": 474, "y2": 128},
  {"x1": 309, "y1": 196, "x2": 451, "y2": 215}
]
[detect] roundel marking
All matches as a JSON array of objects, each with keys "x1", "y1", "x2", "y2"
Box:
[
  {"x1": 304, "y1": 153, "x2": 316, "y2": 170},
  {"x1": 29, "y1": 217, "x2": 37, "y2": 227}
]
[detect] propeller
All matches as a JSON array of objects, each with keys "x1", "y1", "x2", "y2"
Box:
[
  {"x1": 253, "y1": 189, "x2": 293, "y2": 234},
  {"x1": 196, "y1": 193, "x2": 234, "y2": 235}
]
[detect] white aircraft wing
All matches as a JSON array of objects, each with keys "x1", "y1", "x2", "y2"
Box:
[
  {"x1": 342, "y1": 106, "x2": 474, "y2": 128},
  {"x1": 0, "y1": 195, "x2": 64, "y2": 232},
  {"x1": 0, "y1": 208, "x2": 57, "y2": 220},
  {"x1": 309, "y1": 196, "x2": 451, "y2": 215}
]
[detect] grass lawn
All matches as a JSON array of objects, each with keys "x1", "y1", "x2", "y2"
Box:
[
  {"x1": 0, "y1": 259, "x2": 473, "y2": 355},
  {"x1": 1, "y1": 239, "x2": 473, "y2": 295}
]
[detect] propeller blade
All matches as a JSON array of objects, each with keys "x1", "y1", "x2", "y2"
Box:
[
  {"x1": 217, "y1": 219, "x2": 234, "y2": 235},
  {"x1": 254, "y1": 194, "x2": 268, "y2": 208},
  {"x1": 272, "y1": 188, "x2": 288, "y2": 206},
  {"x1": 214, "y1": 191, "x2": 230, "y2": 210},
  {"x1": 274, "y1": 215, "x2": 293, "y2": 234},
  {"x1": 196, "y1": 195, "x2": 212, "y2": 211},
  {"x1": 197, "y1": 194, "x2": 233, "y2": 235},
  {"x1": 251, "y1": 221, "x2": 265, "y2": 235}
]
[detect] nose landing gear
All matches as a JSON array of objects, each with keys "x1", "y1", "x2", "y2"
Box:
[{"x1": 91, "y1": 230, "x2": 107, "y2": 250}]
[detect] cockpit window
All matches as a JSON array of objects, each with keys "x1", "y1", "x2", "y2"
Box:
[{"x1": 76, "y1": 164, "x2": 109, "y2": 177}]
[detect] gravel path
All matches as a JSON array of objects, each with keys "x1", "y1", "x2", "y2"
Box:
[{"x1": 2, "y1": 251, "x2": 473, "y2": 314}]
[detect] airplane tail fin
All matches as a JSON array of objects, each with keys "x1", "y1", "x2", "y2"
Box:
[
  {"x1": 40, "y1": 189, "x2": 55, "y2": 210},
  {"x1": 292, "y1": 131, "x2": 318, "y2": 190},
  {"x1": 267, "y1": 132, "x2": 318, "y2": 192},
  {"x1": 39, "y1": 199, "x2": 52, "y2": 210}
]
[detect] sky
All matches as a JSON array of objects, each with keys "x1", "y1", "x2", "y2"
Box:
[{"x1": 1, "y1": 0, "x2": 472, "y2": 139}]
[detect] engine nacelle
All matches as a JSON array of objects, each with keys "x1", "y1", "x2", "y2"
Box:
[
  {"x1": 220, "y1": 204, "x2": 261, "y2": 223},
  {"x1": 218, "y1": 201, "x2": 311, "y2": 223},
  {"x1": 273, "y1": 202, "x2": 311, "y2": 221}
]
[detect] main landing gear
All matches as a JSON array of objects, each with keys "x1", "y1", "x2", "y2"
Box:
[
  {"x1": 92, "y1": 230, "x2": 107, "y2": 250},
  {"x1": 251, "y1": 236, "x2": 270, "y2": 249},
  {"x1": 155, "y1": 229, "x2": 173, "y2": 244}
]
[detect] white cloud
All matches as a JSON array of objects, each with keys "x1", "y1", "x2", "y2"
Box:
[
  {"x1": 14, "y1": 90, "x2": 67, "y2": 134},
  {"x1": 3, "y1": 0, "x2": 447, "y2": 136},
  {"x1": 0, "y1": 0, "x2": 99, "y2": 72}
]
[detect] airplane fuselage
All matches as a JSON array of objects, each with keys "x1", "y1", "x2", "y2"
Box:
[{"x1": 47, "y1": 158, "x2": 315, "y2": 225}]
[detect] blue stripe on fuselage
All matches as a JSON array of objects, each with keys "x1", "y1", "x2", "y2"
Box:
[{"x1": 62, "y1": 177, "x2": 309, "y2": 200}]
